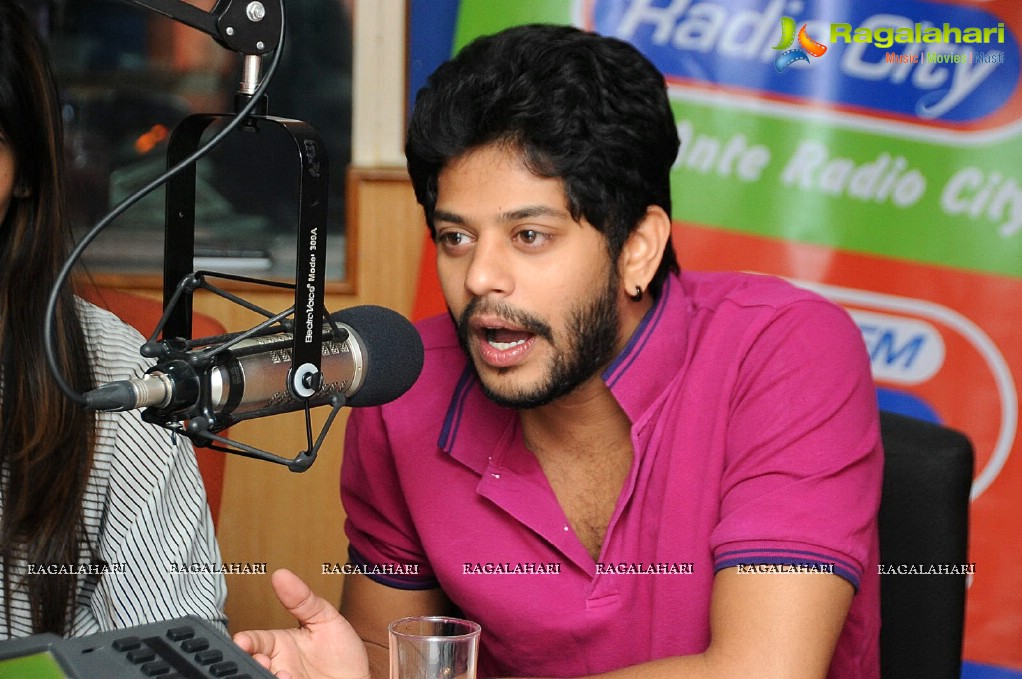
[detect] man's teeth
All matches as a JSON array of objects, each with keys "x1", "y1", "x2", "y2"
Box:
[
  {"x1": 489, "y1": 338, "x2": 526, "y2": 350},
  {"x1": 484, "y1": 329, "x2": 527, "y2": 350}
]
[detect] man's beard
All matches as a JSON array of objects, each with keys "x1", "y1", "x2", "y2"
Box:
[{"x1": 455, "y1": 272, "x2": 621, "y2": 409}]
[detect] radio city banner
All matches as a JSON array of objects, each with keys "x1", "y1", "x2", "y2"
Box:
[{"x1": 409, "y1": 0, "x2": 1022, "y2": 673}]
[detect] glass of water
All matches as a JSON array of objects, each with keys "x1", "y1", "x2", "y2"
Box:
[{"x1": 388, "y1": 616, "x2": 481, "y2": 679}]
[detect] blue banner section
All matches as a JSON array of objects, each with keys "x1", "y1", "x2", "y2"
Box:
[
  {"x1": 586, "y1": 0, "x2": 1019, "y2": 125},
  {"x1": 409, "y1": 0, "x2": 460, "y2": 115}
]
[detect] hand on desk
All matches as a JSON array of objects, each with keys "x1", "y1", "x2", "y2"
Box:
[{"x1": 233, "y1": 569, "x2": 370, "y2": 679}]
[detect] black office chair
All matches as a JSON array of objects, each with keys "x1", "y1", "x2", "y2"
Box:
[{"x1": 878, "y1": 411, "x2": 974, "y2": 679}]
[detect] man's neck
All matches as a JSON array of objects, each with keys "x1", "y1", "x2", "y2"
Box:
[
  {"x1": 519, "y1": 376, "x2": 631, "y2": 459},
  {"x1": 519, "y1": 291, "x2": 651, "y2": 453}
]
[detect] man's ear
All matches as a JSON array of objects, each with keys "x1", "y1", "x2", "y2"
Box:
[{"x1": 619, "y1": 205, "x2": 671, "y2": 298}]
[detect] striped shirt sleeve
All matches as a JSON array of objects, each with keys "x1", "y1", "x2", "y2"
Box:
[{"x1": 76, "y1": 300, "x2": 227, "y2": 636}]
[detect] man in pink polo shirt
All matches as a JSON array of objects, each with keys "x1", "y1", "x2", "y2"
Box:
[{"x1": 236, "y1": 24, "x2": 882, "y2": 679}]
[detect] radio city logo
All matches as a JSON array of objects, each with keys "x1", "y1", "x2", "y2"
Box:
[{"x1": 772, "y1": 16, "x2": 827, "y2": 73}]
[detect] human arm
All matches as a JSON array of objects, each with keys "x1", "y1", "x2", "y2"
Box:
[
  {"x1": 346, "y1": 567, "x2": 850, "y2": 679},
  {"x1": 80, "y1": 304, "x2": 226, "y2": 632},
  {"x1": 89, "y1": 421, "x2": 227, "y2": 632},
  {"x1": 559, "y1": 567, "x2": 852, "y2": 679},
  {"x1": 234, "y1": 566, "x2": 849, "y2": 679}
]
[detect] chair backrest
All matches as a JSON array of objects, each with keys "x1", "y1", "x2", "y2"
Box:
[
  {"x1": 878, "y1": 410, "x2": 973, "y2": 679},
  {"x1": 77, "y1": 285, "x2": 226, "y2": 530}
]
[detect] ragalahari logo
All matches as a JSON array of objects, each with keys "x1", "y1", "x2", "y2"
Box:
[{"x1": 773, "y1": 16, "x2": 827, "y2": 72}]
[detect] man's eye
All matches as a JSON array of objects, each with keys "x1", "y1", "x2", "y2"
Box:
[
  {"x1": 439, "y1": 232, "x2": 466, "y2": 246},
  {"x1": 518, "y1": 229, "x2": 542, "y2": 245}
]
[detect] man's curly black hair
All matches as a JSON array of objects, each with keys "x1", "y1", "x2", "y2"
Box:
[{"x1": 406, "y1": 23, "x2": 681, "y2": 298}]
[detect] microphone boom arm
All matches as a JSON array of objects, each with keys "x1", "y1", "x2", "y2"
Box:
[
  {"x1": 100, "y1": 0, "x2": 338, "y2": 471},
  {"x1": 123, "y1": 0, "x2": 282, "y2": 55},
  {"x1": 131, "y1": 0, "x2": 331, "y2": 410}
]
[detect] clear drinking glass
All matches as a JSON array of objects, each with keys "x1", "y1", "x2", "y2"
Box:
[{"x1": 388, "y1": 616, "x2": 481, "y2": 679}]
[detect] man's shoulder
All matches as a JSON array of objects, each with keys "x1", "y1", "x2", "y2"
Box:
[
  {"x1": 679, "y1": 270, "x2": 829, "y2": 313},
  {"x1": 666, "y1": 270, "x2": 859, "y2": 354}
]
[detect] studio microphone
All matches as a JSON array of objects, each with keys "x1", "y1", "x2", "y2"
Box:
[{"x1": 83, "y1": 305, "x2": 424, "y2": 423}]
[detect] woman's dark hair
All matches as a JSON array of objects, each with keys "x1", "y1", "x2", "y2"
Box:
[
  {"x1": 406, "y1": 23, "x2": 681, "y2": 297},
  {"x1": 0, "y1": 2, "x2": 96, "y2": 635}
]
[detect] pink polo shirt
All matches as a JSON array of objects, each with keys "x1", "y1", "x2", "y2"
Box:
[{"x1": 342, "y1": 270, "x2": 881, "y2": 678}]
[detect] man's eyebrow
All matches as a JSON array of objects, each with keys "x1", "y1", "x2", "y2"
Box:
[
  {"x1": 433, "y1": 209, "x2": 464, "y2": 225},
  {"x1": 500, "y1": 205, "x2": 569, "y2": 222},
  {"x1": 433, "y1": 204, "x2": 571, "y2": 226}
]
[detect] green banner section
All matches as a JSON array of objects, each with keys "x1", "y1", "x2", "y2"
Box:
[
  {"x1": 669, "y1": 101, "x2": 1022, "y2": 278},
  {"x1": 454, "y1": 1, "x2": 571, "y2": 50}
]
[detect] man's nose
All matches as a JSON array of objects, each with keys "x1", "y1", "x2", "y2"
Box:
[{"x1": 464, "y1": 236, "x2": 514, "y2": 298}]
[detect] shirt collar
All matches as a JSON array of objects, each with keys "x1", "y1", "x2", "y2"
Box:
[{"x1": 603, "y1": 272, "x2": 689, "y2": 427}]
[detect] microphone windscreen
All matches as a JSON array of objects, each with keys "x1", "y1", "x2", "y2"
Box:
[{"x1": 333, "y1": 305, "x2": 424, "y2": 407}]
